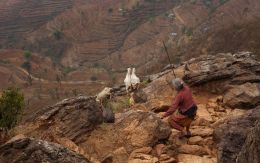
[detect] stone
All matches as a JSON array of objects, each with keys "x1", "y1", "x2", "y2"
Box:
[
  {"x1": 177, "y1": 154, "x2": 216, "y2": 163},
  {"x1": 178, "y1": 144, "x2": 208, "y2": 156},
  {"x1": 190, "y1": 127, "x2": 213, "y2": 137},
  {"x1": 143, "y1": 72, "x2": 175, "y2": 112},
  {"x1": 128, "y1": 153, "x2": 159, "y2": 163},
  {"x1": 183, "y1": 53, "x2": 260, "y2": 88},
  {"x1": 196, "y1": 104, "x2": 213, "y2": 123},
  {"x1": 130, "y1": 147, "x2": 152, "y2": 155},
  {"x1": 223, "y1": 83, "x2": 260, "y2": 109},
  {"x1": 213, "y1": 107, "x2": 260, "y2": 163},
  {"x1": 128, "y1": 147, "x2": 154, "y2": 163},
  {"x1": 32, "y1": 96, "x2": 104, "y2": 143},
  {"x1": 112, "y1": 147, "x2": 129, "y2": 163},
  {"x1": 5, "y1": 134, "x2": 26, "y2": 144},
  {"x1": 155, "y1": 144, "x2": 167, "y2": 156},
  {"x1": 80, "y1": 110, "x2": 171, "y2": 161},
  {"x1": 208, "y1": 96, "x2": 223, "y2": 104},
  {"x1": 0, "y1": 138, "x2": 91, "y2": 163},
  {"x1": 159, "y1": 154, "x2": 176, "y2": 163},
  {"x1": 131, "y1": 89, "x2": 148, "y2": 104},
  {"x1": 212, "y1": 109, "x2": 247, "y2": 128},
  {"x1": 237, "y1": 121, "x2": 260, "y2": 163},
  {"x1": 188, "y1": 136, "x2": 203, "y2": 145}
]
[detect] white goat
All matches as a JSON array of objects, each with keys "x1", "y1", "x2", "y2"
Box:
[
  {"x1": 130, "y1": 68, "x2": 140, "y2": 89},
  {"x1": 124, "y1": 68, "x2": 132, "y2": 93},
  {"x1": 96, "y1": 87, "x2": 112, "y2": 106}
]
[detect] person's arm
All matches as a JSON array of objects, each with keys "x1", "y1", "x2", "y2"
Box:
[{"x1": 163, "y1": 93, "x2": 182, "y2": 117}]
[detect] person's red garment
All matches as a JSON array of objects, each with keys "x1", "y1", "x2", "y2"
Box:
[{"x1": 164, "y1": 86, "x2": 195, "y2": 117}]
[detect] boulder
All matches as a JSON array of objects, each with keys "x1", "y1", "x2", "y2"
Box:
[
  {"x1": 223, "y1": 83, "x2": 260, "y2": 109},
  {"x1": 80, "y1": 110, "x2": 171, "y2": 162},
  {"x1": 194, "y1": 104, "x2": 213, "y2": 125},
  {"x1": 143, "y1": 72, "x2": 175, "y2": 112},
  {"x1": 131, "y1": 89, "x2": 148, "y2": 104},
  {"x1": 190, "y1": 127, "x2": 213, "y2": 137},
  {"x1": 188, "y1": 136, "x2": 203, "y2": 145},
  {"x1": 128, "y1": 154, "x2": 158, "y2": 163},
  {"x1": 237, "y1": 121, "x2": 260, "y2": 163},
  {"x1": 0, "y1": 138, "x2": 91, "y2": 163},
  {"x1": 159, "y1": 154, "x2": 176, "y2": 163},
  {"x1": 155, "y1": 144, "x2": 167, "y2": 156},
  {"x1": 128, "y1": 147, "x2": 158, "y2": 163},
  {"x1": 183, "y1": 53, "x2": 260, "y2": 87},
  {"x1": 112, "y1": 147, "x2": 129, "y2": 163},
  {"x1": 213, "y1": 107, "x2": 260, "y2": 163},
  {"x1": 177, "y1": 154, "x2": 216, "y2": 163},
  {"x1": 178, "y1": 144, "x2": 208, "y2": 156},
  {"x1": 32, "y1": 96, "x2": 103, "y2": 143}
]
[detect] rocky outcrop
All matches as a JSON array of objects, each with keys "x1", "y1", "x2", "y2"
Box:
[
  {"x1": 142, "y1": 52, "x2": 260, "y2": 110},
  {"x1": 213, "y1": 107, "x2": 260, "y2": 163},
  {"x1": 32, "y1": 96, "x2": 103, "y2": 143},
  {"x1": 223, "y1": 83, "x2": 260, "y2": 109},
  {"x1": 183, "y1": 52, "x2": 260, "y2": 87},
  {"x1": 0, "y1": 138, "x2": 91, "y2": 163},
  {"x1": 237, "y1": 121, "x2": 260, "y2": 163},
  {"x1": 80, "y1": 110, "x2": 171, "y2": 162}
]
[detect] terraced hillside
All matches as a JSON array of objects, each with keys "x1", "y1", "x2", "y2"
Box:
[
  {"x1": 0, "y1": 0, "x2": 73, "y2": 47},
  {"x1": 26, "y1": 0, "x2": 180, "y2": 72},
  {"x1": 0, "y1": 0, "x2": 260, "y2": 117},
  {"x1": 1, "y1": 0, "x2": 259, "y2": 80}
]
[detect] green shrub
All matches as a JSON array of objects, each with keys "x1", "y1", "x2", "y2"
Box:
[
  {"x1": 182, "y1": 26, "x2": 193, "y2": 36},
  {"x1": 186, "y1": 28, "x2": 193, "y2": 36},
  {"x1": 62, "y1": 67, "x2": 75, "y2": 76},
  {"x1": 0, "y1": 88, "x2": 25, "y2": 131},
  {"x1": 219, "y1": 0, "x2": 228, "y2": 5},
  {"x1": 23, "y1": 51, "x2": 32, "y2": 61},
  {"x1": 105, "y1": 96, "x2": 130, "y2": 113}
]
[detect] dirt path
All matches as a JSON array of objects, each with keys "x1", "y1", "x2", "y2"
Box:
[{"x1": 15, "y1": 66, "x2": 106, "y2": 85}]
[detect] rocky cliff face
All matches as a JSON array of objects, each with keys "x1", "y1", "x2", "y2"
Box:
[
  {"x1": 1, "y1": 0, "x2": 260, "y2": 123},
  {"x1": 213, "y1": 107, "x2": 260, "y2": 163},
  {"x1": 29, "y1": 96, "x2": 104, "y2": 143},
  {"x1": 237, "y1": 121, "x2": 260, "y2": 163},
  {"x1": 0, "y1": 138, "x2": 91, "y2": 163}
]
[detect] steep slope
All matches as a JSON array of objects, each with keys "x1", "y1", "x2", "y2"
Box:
[
  {"x1": 1, "y1": 0, "x2": 259, "y2": 82},
  {"x1": 0, "y1": 0, "x2": 73, "y2": 47},
  {"x1": 6, "y1": 52, "x2": 259, "y2": 163},
  {"x1": 0, "y1": 0, "x2": 260, "y2": 117}
]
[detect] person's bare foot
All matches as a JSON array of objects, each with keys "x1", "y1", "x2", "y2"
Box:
[{"x1": 185, "y1": 131, "x2": 192, "y2": 138}]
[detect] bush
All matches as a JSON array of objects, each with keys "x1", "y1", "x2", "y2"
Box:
[
  {"x1": 219, "y1": 0, "x2": 228, "y2": 5},
  {"x1": 182, "y1": 26, "x2": 193, "y2": 36},
  {"x1": 22, "y1": 51, "x2": 32, "y2": 76},
  {"x1": 62, "y1": 67, "x2": 75, "y2": 76},
  {"x1": 0, "y1": 88, "x2": 25, "y2": 131},
  {"x1": 105, "y1": 96, "x2": 130, "y2": 113},
  {"x1": 23, "y1": 51, "x2": 32, "y2": 61}
]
